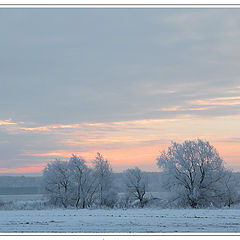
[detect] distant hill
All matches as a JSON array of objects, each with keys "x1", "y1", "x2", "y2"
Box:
[
  {"x1": 0, "y1": 176, "x2": 43, "y2": 195},
  {"x1": 0, "y1": 172, "x2": 164, "y2": 195},
  {"x1": 1, "y1": 172, "x2": 239, "y2": 195},
  {"x1": 0, "y1": 176, "x2": 42, "y2": 188}
]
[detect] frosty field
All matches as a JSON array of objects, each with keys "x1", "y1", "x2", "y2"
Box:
[{"x1": 1, "y1": 208, "x2": 240, "y2": 233}]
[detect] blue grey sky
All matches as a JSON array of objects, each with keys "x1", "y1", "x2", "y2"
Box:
[{"x1": 0, "y1": 8, "x2": 240, "y2": 174}]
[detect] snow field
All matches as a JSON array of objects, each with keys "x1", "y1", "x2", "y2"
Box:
[{"x1": 1, "y1": 208, "x2": 240, "y2": 233}]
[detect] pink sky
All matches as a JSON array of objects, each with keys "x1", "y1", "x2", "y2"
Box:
[{"x1": 1, "y1": 113, "x2": 240, "y2": 175}]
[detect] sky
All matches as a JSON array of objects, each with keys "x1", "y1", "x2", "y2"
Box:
[{"x1": 0, "y1": 8, "x2": 240, "y2": 175}]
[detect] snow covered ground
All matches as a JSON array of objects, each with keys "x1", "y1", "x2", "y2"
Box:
[{"x1": 1, "y1": 208, "x2": 240, "y2": 233}]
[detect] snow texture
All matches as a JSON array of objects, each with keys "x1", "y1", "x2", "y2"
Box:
[{"x1": 1, "y1": 208, "x2": 240, "y2": 233}]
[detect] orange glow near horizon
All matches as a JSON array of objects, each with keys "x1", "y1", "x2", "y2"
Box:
[
  {"x1": 1, "y1": 114, "x2": 240, "y2": 174},
  {"x1": 0, "y1": 145, "x2": 167, "y2": 174},
  {"x1": 7, "y1": 140, "x2": 239, "y2": 174},
  {"x1": 213, "y1": 141, "x2": 240, "y2": 169},
  {"x1": 0, "y1": 165, "x2": 45, "y2": 174}
]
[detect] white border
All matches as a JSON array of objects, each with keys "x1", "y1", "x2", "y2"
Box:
[
  {"x1": 0, "y1": 0, "x2": 240, "y2": 7},
  {"x1": 0, "y1": 4, "x2": 240, "y2": 8},
  {"x1": 0, "y1": 2, "x2": 240, "y2": 239}
]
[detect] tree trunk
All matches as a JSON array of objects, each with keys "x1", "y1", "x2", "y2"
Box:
[{"x1": 75, "y1": 197, "x2": 80, "y2": 208}]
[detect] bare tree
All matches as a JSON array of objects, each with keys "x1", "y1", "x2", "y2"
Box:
[
  {"x1": 157, "y1": 139, "x2": 233, "y2": 208},
  {"x1": 43, "y1": 159, "x2": 72, "y2": 208},
  {"x1": 69, "y1": 155, "x2": 98, "y2": 208},
  {"x1": 43, "y1": 156, "x2": 99, "y2": 209},
  {"x1": 93, "y1": 153, "x2": 115, "y2": 207},
  {"x1": 124, "y1": 167, "x2": 148, "y2": 208},
  {"x1": 220, "y1": 171, "x2": 240, "y2": 208}
]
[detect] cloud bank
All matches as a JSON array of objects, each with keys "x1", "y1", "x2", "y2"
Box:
[{"x1": 0, "y1": 8, "x2": 240, "y2": 174}]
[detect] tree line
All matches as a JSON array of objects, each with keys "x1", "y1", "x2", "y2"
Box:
[{"x1": 43, "y1": 139, "x2": 240, "y2": 209}]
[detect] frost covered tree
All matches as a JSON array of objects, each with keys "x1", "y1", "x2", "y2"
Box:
[
  {"x1": 43, "y1": 156, "x2": 99, "y2": 208},
  {"x1": 69, "y1": 155, "x2": 98, "y2": 208},
  {"x1": 93, "y1": 153, "x2": 116, "y2": 207},
  {"x1": 220, "y1": 171, "x2": 240, "y2": 207},
  {"x1": 157, "y1": 139, "x2": 233, "y2": 208},
  {"x1": 124, "y1": 167, "x2": 148, "y2": 208},
  {"x1": 43, "y1": 159, "x2": 72, "y2": 208}
]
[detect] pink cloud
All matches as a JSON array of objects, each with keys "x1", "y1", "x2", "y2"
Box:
[
  {"x1": 159, "y1": 106, "x2": 213, "y2": 112},
  {"x1": 0, "y1": 119, "x2": 18, "y2": 126},
  {"x1": 189, "y1": 96, "x2": 240, "y2": 106},
  {"x1": 0, "y1": 164, "x2": 45, "y2": 174},
  {"x1": 20, "y1": 123, "x2": 82, "y2": 132}
]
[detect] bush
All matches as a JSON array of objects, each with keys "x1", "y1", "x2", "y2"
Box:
[{"x1": 0, "y1": 200, "x2": 53, "y2": 210}]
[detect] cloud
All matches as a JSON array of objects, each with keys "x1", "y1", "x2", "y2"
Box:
[
  {"x1": 0, "y1": 9, "x2": 240, "y2": 174},
  {"x1": 189, "y1": 96, "x2": 240, "y2": 106},
  {"x1": 159, "y1": 106, "x2": 213, "y2": 112},
  {"x1": 0, "y1": 119, "x2": 17, "y2": 126},
  {"x1": 25, "y1": 151, "x2": 70, "y2": 158},
  {"x1": 20, "y1": 123, "x2": 82, "y2": 132},
  {"x1": 19, "y1": 122, "x2": 106, "y2": 132},
  {"x1": 1, "y1": 9, "x2": 240, "y2": 125}
]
